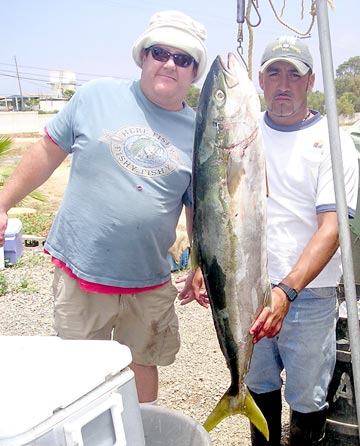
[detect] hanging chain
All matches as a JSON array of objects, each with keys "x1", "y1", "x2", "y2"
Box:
[{"x1": 237, "y1": 0, "x2": 261, "y2": 73}]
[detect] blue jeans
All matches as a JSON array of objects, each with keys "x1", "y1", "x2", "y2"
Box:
[{"x1": 245, "y1": 287, "x2": 337, "y2": 413}]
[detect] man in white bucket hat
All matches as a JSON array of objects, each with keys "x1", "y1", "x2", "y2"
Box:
[
  {"x1": 132, "y1": 10, "x2": 207, "y2": 83},
  {"x1": 0, "y1": 10, "x2": 208, "y2": 404}
]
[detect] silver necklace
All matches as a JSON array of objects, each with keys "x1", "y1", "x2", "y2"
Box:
[{"x1": 302, "y1": 111, "x2": 311, "y2": 122}]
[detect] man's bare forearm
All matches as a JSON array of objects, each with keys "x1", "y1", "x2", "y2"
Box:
[{"x1": 0, "y1": 135, "x2": 68, "y2": 212}]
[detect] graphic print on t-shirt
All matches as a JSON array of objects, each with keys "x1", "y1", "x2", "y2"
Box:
[{"x1": 100, "y1": 127, "x2": 180, "y2": 177}]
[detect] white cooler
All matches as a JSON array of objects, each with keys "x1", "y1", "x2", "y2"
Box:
[{"x1": 0, "y1": 336, "x2": 145, "y2": 446}]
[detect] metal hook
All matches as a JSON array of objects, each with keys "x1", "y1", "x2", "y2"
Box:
[
  {"x1": 236, "y1": 44, "x2": 249, "y2": 71},
  {"x1": 237, "y1": 23, "x2": 244, "y2": 48},
  {"x1": 247, "y1": 0, "x2": 261, "y2": 28},
  {"x1": 236, "y1": 0, "x2": 246, "y2": 57}
]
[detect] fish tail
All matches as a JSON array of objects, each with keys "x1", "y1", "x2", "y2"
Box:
[{"x1": 203, "y1": 387, "x2": 269, "y2": 441}]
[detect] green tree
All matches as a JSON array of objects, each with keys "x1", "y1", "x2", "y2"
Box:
[
  {"x1": 336, "y1": 56, "x2": 360, "y2": 78},
  {"x1": 185, "y1": 85, "x2": 201, "y2": 110},
  {"x1": 63, "y1": 89, "x2": 75, "y2": 99},
  {"x1": 308, "y1": 91, "x2": 326, "y2": 114},
  {"x1": 25, "y1": 98, "x2": 40, "y2": 111},
  {"x1": 335, "y1": 57, "x2": 360, "y2": 113},
  {"x1": 339, "y1": 92, "x2": 360, "y2": 113},
  {"x1": 337, "y1": 95, "x2": 355, "y2": 117},
  {"x1": 335, "y1": 77, "x2": 360, "y2": 99},
  {"x1": 0, "y1": 136, "x2": 12, "y2": 157}
]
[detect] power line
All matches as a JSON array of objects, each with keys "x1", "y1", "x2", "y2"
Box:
[
  {"x1": 0, "y1": 60, "x2": 132, "y2": 97},
  {"x1": 0, "y1": 69, "x2": 99, "y2": 85},
  {"x1": 0, "y1": 61, "x2": 122, "y2": 80}
]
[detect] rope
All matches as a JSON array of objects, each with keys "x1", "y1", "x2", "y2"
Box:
[
  {"x1": 246, "y1": 0, "x2": 254, "y2": 79},
  {"x1": 280, "y1": 1, "x2": 286, "y2": 18},
  {"x1": 267, "y1": 0, "x2": 316, "y2": 36},
  {"x1": 238, "y1": 0, "x2": 335, "y2": 79},
  {"x1": 266, "y1": 0, "x2": 335, "y2": 36}
]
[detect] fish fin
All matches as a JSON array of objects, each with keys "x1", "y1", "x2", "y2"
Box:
[{"x1": 203, "y1": 387, "x2": 269, "y2": 441}]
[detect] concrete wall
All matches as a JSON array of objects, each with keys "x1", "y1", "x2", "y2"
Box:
[
  {"x1": 0, "y1": 112, "x2": 55, "y2": 135},
  {"x1": 0, "y1": 110, "x2": 359, "y2": 136},
  {"x1": 40, "y1": 99, "x2": 68, "y2": 113}
]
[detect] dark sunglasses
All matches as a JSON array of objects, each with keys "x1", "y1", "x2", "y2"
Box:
[{"x1": 146, "y1": 46, "x2": 195, "y2": 68}]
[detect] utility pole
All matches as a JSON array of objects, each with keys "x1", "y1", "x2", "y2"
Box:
[
  {"x1": 316, "y1": 0, "x2": 360, "y2": 441},
  {"x1": 14, "y1": 56, "x2": 25, "y2": 111}
]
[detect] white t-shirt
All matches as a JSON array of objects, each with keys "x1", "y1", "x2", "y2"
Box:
[{"x1": 262, "y1": 111, "x2": 358, "y2": 287}]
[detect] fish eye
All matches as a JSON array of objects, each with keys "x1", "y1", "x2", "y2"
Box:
[{"x1": 215, "y1": 89, "x2": 225, "y2": 102}]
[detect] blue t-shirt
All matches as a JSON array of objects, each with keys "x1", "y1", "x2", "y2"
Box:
[{"x1": 45, "y1": 78, "x2": 195, "y2": 288}]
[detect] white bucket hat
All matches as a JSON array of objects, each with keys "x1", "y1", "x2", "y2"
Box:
[{"x1": 132, "y1": 10, "x2": 207, "y2": 82}]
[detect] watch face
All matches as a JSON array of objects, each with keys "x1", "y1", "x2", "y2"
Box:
[
  {"x1": 277, "y1": 283, "x2": 297, "y2": 301},
  {"x1": 287, "y1": 288, "x2": 297, "y2": 301}
]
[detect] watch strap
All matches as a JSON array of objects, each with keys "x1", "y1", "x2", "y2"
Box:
[{"x1": 274, "y1": 282, "x2": 298, "y2": 302}]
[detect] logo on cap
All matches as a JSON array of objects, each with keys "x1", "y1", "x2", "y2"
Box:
[{"x1": 272, "y1": 42, "x2": 302, "y2": 55}]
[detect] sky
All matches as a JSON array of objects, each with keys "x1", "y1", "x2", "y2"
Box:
[{"x1": 1, "y1": 0, "x2": 359, "y2": 97}]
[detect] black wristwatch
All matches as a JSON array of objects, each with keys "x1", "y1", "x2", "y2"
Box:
[{"x1": 274, "y1": 282, "x2": 298, "y2": 302}]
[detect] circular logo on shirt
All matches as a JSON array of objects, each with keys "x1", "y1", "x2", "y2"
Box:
[{"x1": 103, "y1": 127, "x2": 179, "y2": 177}]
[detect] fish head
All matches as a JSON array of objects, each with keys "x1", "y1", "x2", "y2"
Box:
[
  {"x1": 196, "y1": 53, "x2": 261, "y2": 161},
  {"x1": 194, "y1": 53, "x2": 262, "y2": 196}
]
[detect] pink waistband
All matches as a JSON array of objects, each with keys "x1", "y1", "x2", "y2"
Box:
[{"x1": 48, "y1": 253, "x2": 168, "y2": 294}]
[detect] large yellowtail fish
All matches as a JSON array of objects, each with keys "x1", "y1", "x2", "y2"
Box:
[{"x1": 192, "y1": 53, "x2": 271, "y2": 439}]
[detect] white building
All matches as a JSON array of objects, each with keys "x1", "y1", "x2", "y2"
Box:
[{"x1": 48, "y1": 70, "x2": 77, "y2": 98}]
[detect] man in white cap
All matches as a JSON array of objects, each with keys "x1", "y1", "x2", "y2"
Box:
[
  {"x1": 0, "y1": 11, "x2": 208, "y2": 404},
  {"x1": 245, "y1": 36, "x2": 359, "y2": 445}
]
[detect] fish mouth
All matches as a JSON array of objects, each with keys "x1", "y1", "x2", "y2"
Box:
[
  {"x1": 217, "y1": 55, "x2": 229, "y2": 73},
  {"x1": 218, "y1": 53, "x2": 247, "y2": 77},
  {"x1": 217, "y1": 53, "x2": 246, "y2": 88},
  {"x1": 218, "y1": 53, "x2": 240, "y2": 72}
]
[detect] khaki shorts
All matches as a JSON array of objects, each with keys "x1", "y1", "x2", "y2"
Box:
[{"x1": 53, "y1": 267, "x2": 180, "y2": 366}]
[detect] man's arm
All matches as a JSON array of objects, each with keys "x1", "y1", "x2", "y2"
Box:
[
  {"x1": 250, "y1": 211, "x2": 339, "y2": 343},
  {"x1": 185, "y1": 206, "x2": 192, "y2": 241},
  {"x1": 0, "y1": 135, "x2": 68, "y2": 245},
  {"x1": 176, "y1": 206, "x2": 209, "y2": 307}
]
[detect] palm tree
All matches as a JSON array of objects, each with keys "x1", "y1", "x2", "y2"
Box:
[
  {"x1": 0, "y1": 136, "x2": 11, "y2": 156},
  {"x1": 0, "y1": 136, "x2": 45, "y2": 204}
]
